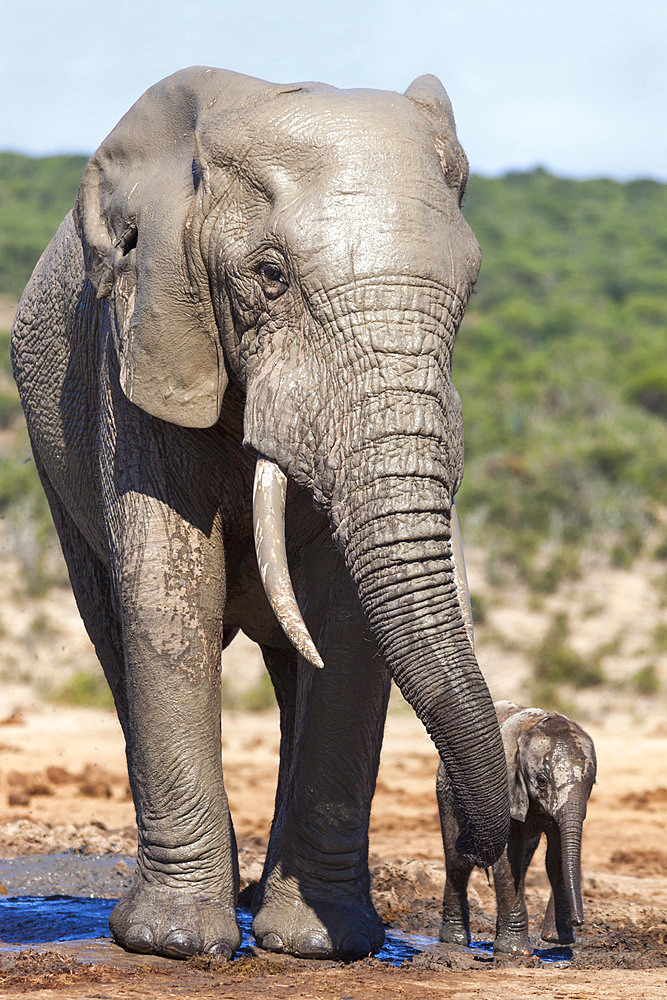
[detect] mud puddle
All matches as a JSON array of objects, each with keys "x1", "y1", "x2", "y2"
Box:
[
  {"x1": 0, "y1": 854, "x2": 571, "y2": 967},
  {"x1": 0, "y1": 895, "x2": 422, "y2": 964},
  {"x1": 0, "y1": 896, "x2": 572, "y2": 965}
]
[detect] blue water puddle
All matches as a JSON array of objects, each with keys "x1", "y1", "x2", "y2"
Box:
[
  {"x1": 0, "y1": 896, "x2": 117, "y2": 946},
  {"x1": 467, "y1": 939, "x2": 572, "y2": 964},
  {"x1": 0, "y1": 896, "x2": 571, "y2": 965}
]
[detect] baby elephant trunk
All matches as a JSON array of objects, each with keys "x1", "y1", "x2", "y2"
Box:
[
  {"x1": 543, "y1": 810, "x2": 584, "y2": 942},
  {"x1": 559, "y1": 813, "x2": 585, "y2": 927}
]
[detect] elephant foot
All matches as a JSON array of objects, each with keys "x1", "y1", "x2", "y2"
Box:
[
  {"x1": 439, "y1": 920, "x2": 470, "y2": 946},
  {"x1": 252, "y1": 894, "x2": 384, "y2": 960},
  {"x1": 493, "y1": 930, "x2": 532, "y2": 956},
  {"x1": 540, "y1": 926, "x2": 576, "y2": 945},
  {"x1": 110, "y1": 878, "x2": 240, "y2": 959}
]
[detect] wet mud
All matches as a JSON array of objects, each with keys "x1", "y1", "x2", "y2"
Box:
[{"x1": 1, "y1": 710, "x2": 666, "y2": 997}]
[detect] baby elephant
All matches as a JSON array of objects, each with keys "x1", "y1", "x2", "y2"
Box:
[{"x1": 437, "y1": 701, "x2": 596, "y2": 954}]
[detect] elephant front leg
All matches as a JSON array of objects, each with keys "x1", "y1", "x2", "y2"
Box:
[
  {"x1": 492, "y1": 825, "x2": 537, "y2": 955},
  {"x1": 107, "y1": 492, "x2": 240, "y2": 959},
  {"x1": 252, "y1": 549, "x2": 391, "y2": 960},
  {"x1": 436, "y1": 767, "x2": 473, "y2": 946}
]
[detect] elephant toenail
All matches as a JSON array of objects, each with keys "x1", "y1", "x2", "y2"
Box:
[
  {"x1": 259, "y1": 932, "x2": 285, "y2": 952},
  {"x1": 162, "y1": 930, "x2": 198, "y2": 958},
  {"x1": 208, "y1": 941, "x2": 234, "y2": 960},
  {"x1": 118, "y1": 923, "x2": 153, "y2": 953},
  {"x1": 340, "y1": 933, "x2": 372, "y2": 959},
  {"x1": 294, "y1": 930, "x2": 331, "y2": 957}
]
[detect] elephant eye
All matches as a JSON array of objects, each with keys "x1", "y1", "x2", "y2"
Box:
[
  {"x1": 536, "y1": 773, "x2": 548, "y2": 788},
  {"x1": 258, "y1": 262, "x2": 289, "y2": 299}
]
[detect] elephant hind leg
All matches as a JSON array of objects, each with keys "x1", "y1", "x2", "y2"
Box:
[
  {"x1": 32, "y1": 451, "x2": 129, "y2": 731},
  {"x1": 259, "y1": 644, "x2": 298, "y2": 826}
]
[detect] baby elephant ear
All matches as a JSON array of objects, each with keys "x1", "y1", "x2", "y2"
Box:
[
  {"x1": 74, "y1": 69, "x2": 228, "y2": 427},
  {"x1": 509, "y1": 761, "x2": 530, "y2": 822},
  {"x1": 500, "y1": 712, "x2": 530, "y2": 822}
]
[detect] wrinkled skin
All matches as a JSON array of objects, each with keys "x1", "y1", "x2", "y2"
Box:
[
  {"x1": 12, "y1": 67, "x2": 509, "y2": 961},
  {"x1": 438, "y1": 701, "x2": 597, "y2": 954}
]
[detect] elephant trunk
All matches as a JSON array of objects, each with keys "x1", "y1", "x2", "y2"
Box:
[
  {"x1": 331, "y1": 444, "x2": 509, "y2": 868},
  {"x1": 557, "y1": 812, "x2": 585, "y2": 926}
]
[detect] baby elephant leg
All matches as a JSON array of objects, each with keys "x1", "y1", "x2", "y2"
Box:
[
  {"x1": 437, "y1": 765, "x2": 473, "y2": 945},
  {"x1": 492, "y1": 826, "x2": 539, "y2": 955}
]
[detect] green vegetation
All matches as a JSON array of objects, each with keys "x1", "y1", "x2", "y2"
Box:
[
  {"x1": 529, "y1": 611, "x2": 609, "y2": 709},
  {"x1": 0, "y1": 153, "x2": 88, "y2": 298},
  {"x1": 457, "y1": 170, "x2": 667, "y2": 584},
  {"x1": 0, "y1": 155, "x2": 665, "y2": 598},
  {"x1": 631, "y1": 664, "x2": 660, "y2": 696},
  {"x1": 222, "y1": 673, "x2": 276, "y2": 712},
  {"x1": 46, "y1": 669, "x2": 115, "y2": 709}
]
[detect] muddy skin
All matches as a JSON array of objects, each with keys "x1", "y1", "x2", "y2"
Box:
[
  {"x1": 438, "y1": 701, "x2": 597, "y2": 956},
  {"x1": 11, "y1": 67, "x2": 509, "y2": 961}
]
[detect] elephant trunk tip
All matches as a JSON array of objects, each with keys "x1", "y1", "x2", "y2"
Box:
[{"x1": 455, "y1": 817, "x2": 509, "y2": 869}]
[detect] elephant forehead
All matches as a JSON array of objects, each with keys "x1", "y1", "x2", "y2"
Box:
[
  {"x1": 205, "y1": 85, "x2": 448, "y2": 172},
  {"x1": 276, "y1": 183, "x2": 470, "y2": 283}
]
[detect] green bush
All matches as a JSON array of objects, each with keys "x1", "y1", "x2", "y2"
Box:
[
  {"x1": 626, "y1": 368, "x2": 667, "y2": 419},
  {"x1": 47, "y1": 670, "x2": 115, "y2": 709},
  {"x1": 222, "y1": 673, "x2": 276, "y2": 712},
  {"x1": 0, "y1": 153, "x2": 88, "y2": 298},
  {"x1": 631, "y1": 665, "x2": 660, "y2": 696},
  {"x1": 532, "y1": 613, "x2": 605, "y2": 690},
  {"x1": 0, "y1": 387, "x2": 22, "y2": 428}
]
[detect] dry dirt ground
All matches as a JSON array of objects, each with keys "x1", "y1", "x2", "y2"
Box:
[{"x1": 0, "y1": 699, "x2": 665, "y2": 999}]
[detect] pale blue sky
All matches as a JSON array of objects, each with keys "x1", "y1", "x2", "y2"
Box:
[{"x1": 2, "y1": 0, "x2": 666, "y2": 179}]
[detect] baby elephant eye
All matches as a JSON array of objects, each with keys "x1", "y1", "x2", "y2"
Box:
[
  {"x1": 535, "y1": 773, "x2": 549, "y2": 788},
  {"x1": 258, "y1": 262, "x2": 289, "y2": 298}
]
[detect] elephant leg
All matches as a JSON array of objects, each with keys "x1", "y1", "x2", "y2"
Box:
[
  {"x1": 259, "y1": 644, "x2": 298, "y2": 831},
  {"x1": 492, "y1": 823, "x2": 535, "y2": 955},
  {"x1": 542, "y1": 829, "x2": 575, "y2": 944},
  {"x1": 436, "y1": 771, "x2": 473, "y2": 945},
  {"x1": 31, "y1": 451, "x2": 129, "y2": 731},
  {"x1": 252, "y1": 539, "x2": 391, "y2": 960},
  {"x1": 91, "y1": 384, "x2": 241, "y2": 959},
  {"x1": 106, "y1": 491, "x2": 241, "y2": 959}
]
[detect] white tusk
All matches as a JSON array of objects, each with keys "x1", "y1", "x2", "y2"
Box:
[
  {"x1": 252, "y1": 455, "x2": 324, "y2": 669},
  {"x1": 451, "y1": 499, "x2": 475, "y2": 652}
]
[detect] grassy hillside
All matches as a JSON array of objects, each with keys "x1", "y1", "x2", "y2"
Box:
[
  {"x1": 456, "y1": 170, "x2": 667, "y2": 589},
  {"x1": 0, "y1": 153, "x2": 89, "y2": 298},
  {"x1": 0, "y1": 154, "x2": 665, "y2": 598}
]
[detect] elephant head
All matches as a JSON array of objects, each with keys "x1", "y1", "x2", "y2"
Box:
[
  {"x1": 499, "y1": 702, "x2": 597, "y2": 940},
  {"x1": 74, "y1": 66, "x2": 509, "y2": 867}
]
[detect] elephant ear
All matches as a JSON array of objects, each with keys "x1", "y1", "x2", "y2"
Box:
[
  {"x1": 404, "y1": 74, "x2": 469, "y2": 194},
  {"x1": 404, "y1": 74, "x2": 457, "y2": 131},
  {"x1": 499, "y1": 710, "x2": 532, "y2": 822},
  {"x1": 75, "y1": 68, "x2": 264, "y2": 427}
]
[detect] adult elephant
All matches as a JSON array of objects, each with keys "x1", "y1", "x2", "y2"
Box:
[{"x1": 12, "y1": 67, "x2": 509, "y2": 961}]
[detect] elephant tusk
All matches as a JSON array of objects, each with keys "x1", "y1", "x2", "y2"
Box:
[
  {"x1": 252, "y1": 455, "x2": 324, "y2": 669},
  {"x1": 451, "y1": 499, "x2": 475, "y2": 652}
]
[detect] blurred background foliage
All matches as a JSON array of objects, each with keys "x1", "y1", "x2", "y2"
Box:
[
  {"x1": 455, "y1": 169, "x2": 667, "y2": 589},
  {"x1": 0, "y1": 153, "x2": 665, "y2": 628}
]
